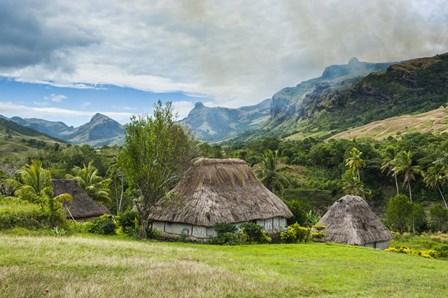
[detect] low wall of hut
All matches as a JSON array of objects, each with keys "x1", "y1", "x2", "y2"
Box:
[
  {"x1": 152, "y1": 217, "x2": 288, "y2": 240},
  {"x1": 364, "y1": 240, "x2": 390, "y2": 250}
]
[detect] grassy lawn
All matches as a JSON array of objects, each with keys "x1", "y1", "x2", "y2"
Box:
[{"x1": 1, "y1": 234, "x2": 447, "y2": 297}]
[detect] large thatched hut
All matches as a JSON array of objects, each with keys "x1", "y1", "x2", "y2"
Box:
[
  {"x1": 316, "y1": 195, "x2": 393, "y2": 249},
  {"x1": 52, "y1": 179, "x2": 110, "y2": 221},
  {"x1": 149, "y1": 158, "x2": 293, "y2": 239}
]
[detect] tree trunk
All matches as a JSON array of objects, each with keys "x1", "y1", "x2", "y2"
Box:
[
  {"x1": 437, "y1": 186, "x2": 448, "y2": 209},
  {"x1": 395, "y1": 176, "x2": 399, "y2": 195},
  {"x1": 118, "y1": 174, "x2": 124, "y2": 214},
  {"x1": 408, "y1": 182, "x2": 415, "y2": 233},
  {"x1": 139, "y1": 218, "x2": 149, "y2": 238}
]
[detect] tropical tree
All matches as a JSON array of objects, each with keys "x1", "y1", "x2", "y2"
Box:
[
  {"x1": 107, "y1": 155, "x2": 128, "y2": 214},
  {"x1": 256, "y1": 150, "x2": 290, "y2": 196},
  {"x1": 67, "y1": 161, "x2": 111, "y2": 204},
  {"x1": 424, "y1": 165, "x2": 448, "y2": 209},
  {"x1": 6, "y1": 160, "x2": 71, "y2": 226},
  {"x1": 345, "y1": 147, "x2": 366, "y2": 181},
  {"x1": 119, "y1": 101, "x2": 197, "y2": 238},
  {"x1": 391, "y1": 151, "x2": 421, "y2": 202},
  {"x1": 380, "y1": 145, "x2": 400, "y2": 195},
  {"x1": 341, "y1": 169, "x2": 368, "y2": 197},
  {"x1": 385, "y1": 194, "x2": 413, "y2": 234}
]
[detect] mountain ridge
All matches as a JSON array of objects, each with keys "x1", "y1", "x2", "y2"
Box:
[{"x1": 3, "y1": 113, "x2": 125, "y2": 147}]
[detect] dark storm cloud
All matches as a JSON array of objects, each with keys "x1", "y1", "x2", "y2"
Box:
[{"x1": 0, "y1": 1, "x2": 99, "y2": 69}]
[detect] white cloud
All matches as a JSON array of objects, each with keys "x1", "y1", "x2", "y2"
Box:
[
  {"x1": 1, "y1": 0, "x2": 447, "y2": 108},
  {"x1": 48, "y1": 94, "x2": 67, "y2": 103},
  {"x1": 172, "y1": 101, "x2": 195, "y2": 120},
  {"x1": 80, "y1": 102, "x2": 91, "y2": 109}
]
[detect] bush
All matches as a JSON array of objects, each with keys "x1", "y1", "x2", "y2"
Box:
[
  {"x1": 240, "y1": 222, "x2": 271, "y2": 244},
  {"x1": 0, "y1": 198, "x2": 66, "y2": 230},
  {"x1": 209, "y1": 222, "x2": 244, "y2": 245},
  {"x1": 116, "y1": 210, "x2": 140, "y2": 236},
  {"x1": 385, "y1": 246, "x2": 437, "y2": 259},
  {"x1": 88, "y1": 215, "x2": 117, "y2": 235},
  {"x1": 280, "y1": 223, "x2": 312, "y2": 243}
]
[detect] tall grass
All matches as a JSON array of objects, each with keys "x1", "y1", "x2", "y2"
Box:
[{"x1": 1, "y1": 235, "x2": 447, "y2": 297}]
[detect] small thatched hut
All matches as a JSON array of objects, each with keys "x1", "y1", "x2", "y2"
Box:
[
  {"x1": 316, "y1": 195, "x2": 393, "y2": 249},
  {"x1": 52, "y1": 179, "x2": 110, "y2": 221},
  {"x1": 149, "y1": 158, "x2": 293, "y2": 239}
]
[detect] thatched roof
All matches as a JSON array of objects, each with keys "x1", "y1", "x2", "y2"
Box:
[
  {"x1": 316, "y1": 195, "x2": 393, "y2": 245},
  {"x1": 148, "y1": 158, "x2": 293, "y2": 227},
  {"x1": 52, "y1": 179, "x2": 109, "y2": 220}
]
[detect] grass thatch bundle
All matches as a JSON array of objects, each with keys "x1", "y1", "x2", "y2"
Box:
[
  {"x1": 316, "y1": 195, "x2": 393, "y2": 245},
  {"x1": 148, "y1": 158, "x2": 292, "y2": 226},
  {"x1": 52, "y1": 179, "x2": 109, "y2": 220}
]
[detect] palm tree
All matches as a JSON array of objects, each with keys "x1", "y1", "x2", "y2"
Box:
[
  {"x1": 6, "y1": 160, "x2": 71, "y2": 225},
  {"x1": 380, "y1": 146, "x2": 400, "y2": 195},
  {"x1": 107, "y1": 156, "x2": 126, "y2": 214},
  {"x1": 424, "y1": 154, "x2": 448, "y2": 209},
  {"x1": 391, "y1": 151, "x2": 421, "y2": 203},
  {"x1": 341, "y1": 169, "x2": 367, "y2": 196},
  {"x1": 256, "y1": 150, "x2": 290, "y2": 196},
  {"x1": 345, "y1": 147, "x2": 366, "y2": 181},
  {"x1": 67, "y1": 161, "x2": 112, "y2": 204}
]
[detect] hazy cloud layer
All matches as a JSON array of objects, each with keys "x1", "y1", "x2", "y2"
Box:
[{"x1": 1, "y1": 0, "x2": 447, "y2": 107}]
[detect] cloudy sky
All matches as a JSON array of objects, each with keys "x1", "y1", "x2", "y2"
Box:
[{"x1": 0, "y1": 0, "x2": 447, "y2": 126}]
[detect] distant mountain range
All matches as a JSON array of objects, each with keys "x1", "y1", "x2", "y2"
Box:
[
  {"x1": 182, "y1": 57, "x2": 394, "y2": 142},
  {"x1": 2, "y1": 52, "x2": 447, "y2": 146},
  {"x1": 183, "y1": 52, "x2": 448, "y2": 142},
  {"x1": 2, "y1": 113, "x2": 124, "y2": 147}
]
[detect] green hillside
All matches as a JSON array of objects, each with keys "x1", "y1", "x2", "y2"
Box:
[
  {"x1": 1, "y1": 234, "x2": 447, "y2": 297},
  {"x1": 282, "y1": 53, "x2": 448, "y2": 140},
  {"x1": 0, "y1": 118, "x2": 63, "y2": 158}
]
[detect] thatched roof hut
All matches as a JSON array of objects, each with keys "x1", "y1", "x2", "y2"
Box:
[
  {"x1": 316, "y1": 195, "x2": 393, "y2": 249},
  {"x1": 52, "y1": 179, "x2": 109, "y2": 221},
  {"x1": 149, "y1": 158, "x2": 292, "y2": 238}
]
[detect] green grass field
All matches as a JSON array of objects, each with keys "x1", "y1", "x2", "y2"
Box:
[{"x1": 1, "y1": 234, "x2": 447, "y2": 297}]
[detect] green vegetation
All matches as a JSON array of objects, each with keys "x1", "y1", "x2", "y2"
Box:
[
  {"x1": 119, "y1": 101, "x2": 197, "y2": 237},
  {"x1": 1, "y1": 234, "x2": 447, "y2": 297}
]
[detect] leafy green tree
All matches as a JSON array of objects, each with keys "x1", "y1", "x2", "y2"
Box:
[
  {"x1": 391, "y1": 151, "x2": 421, "y2": 202},
  {"x1": 119, "y1": 101, "x2": 196, "y2": 238},
  {"x1": 256, "y1": 150, "x2": 290, "y2": 196},
  {"x1": 67, "y1": 161, "x2": 111, "y2": 205},
  {"x1": 429, "y1": 204, "x2": 448, "y2": 232},
  {"x1": 385, "y1": 194, "x2": 413, "y2": 234}
]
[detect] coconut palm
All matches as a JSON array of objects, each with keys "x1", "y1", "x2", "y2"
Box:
[
  {"x1": 67, "y1": 161, "x2": 111, "y2": 204},
  {"x1": 424, "y1": 154, "x2": 448, "y2": 209},
  {"x1": 341, "y1": 169, "x2": 366, "y2": 196},
  {"x1": 345, "y1": 147, "x2": 366, "y2": 181},
  {"x1": 6, "y1": 160, "x2": 71, "y2": 225},
  {"x1": 380, "y1": 146, "x2": 400, "y2": 195},
  {"x1": 391, "y1": 151, "x2": 421, "y2": 203},
  {"x1": 256, "y1": 150, "x2": 290, "y2": 196}
]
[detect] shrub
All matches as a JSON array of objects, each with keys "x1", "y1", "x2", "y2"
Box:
[
  {"x1": 116, "y1": 210, "x2": 140, "y2": 236},
  {"x1": 240, "y1": 222, "x2": 271, "y2": 244},
  {"x1": 385, "y1": 246, "x2": 437, "y2": 259},
  {"x1": 0, "y1": 198, "x2": 66, "y2": 230},
  {"x1": 88, "y1": 215, "x2": 117, "y2": 235},
  {"x1": 280, "y1": 223, "x2": 312, "y2": 243},
  {"x1": 209, "y1": 222, "x2": 244, "y2": 245}
]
